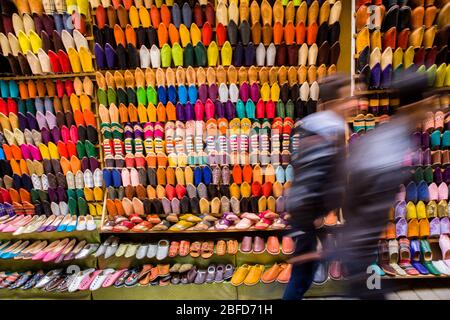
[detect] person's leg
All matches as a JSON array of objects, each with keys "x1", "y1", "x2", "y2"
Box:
[
  {"x1": 283, "y1": 260, "x2": 318, "y2": 300},
  {"x1": 282, "y1": 233, "x2": 318, "y2": 300}
]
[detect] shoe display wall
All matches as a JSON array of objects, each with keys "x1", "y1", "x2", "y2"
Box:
[
  {"x1": 353, "y1": 1, "x2": 450, "y2": 279},
  {"x1": 376, "y1": 98, "x2": 450, "y2": 278},
  {"x1": 0, "y1": 0, "x2": 345, "y2": 300}
]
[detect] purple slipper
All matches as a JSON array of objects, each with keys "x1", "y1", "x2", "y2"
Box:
[{"x1": 396, "y1": 218, "x2": 408, "y2": 238}]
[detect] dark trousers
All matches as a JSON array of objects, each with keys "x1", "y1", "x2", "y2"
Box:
[{"x1": 282, "y1": 232, "x2": 318, "y2": 300}]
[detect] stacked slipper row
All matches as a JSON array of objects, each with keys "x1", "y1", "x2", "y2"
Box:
[
  {"x1": 91, "y1": 0, "x2": 341, "y2": 68},
  {"x1": 0, "y1": 77, "x2": 104, "y2": 218},
  {"x1": 0, "y1": 0, "x2": 95, "y2": 75},
  {"x1": 95, "y1": 235, "x2": 294, "y2": 259},
  {"x1": 376, "y1": 236, "x2": 450, "y2": 277},
  {"x1": 354, "y1": 0, "x2": 449, "y2": 90},
  {"x1": 101, "y1": 163, "x2": 292, "y2": 231},
  {"x1": 0, "y1": 262, "x2": 293, "y2": 291}
]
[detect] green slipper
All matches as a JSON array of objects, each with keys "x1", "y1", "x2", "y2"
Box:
[
  {"x1": 107, "y1": 88, "x2": 117, "y2": 105},
  {"x1": 76, "y1": 141, "x2": 87, "y2": 158},
  {"x1": 117, "y1": 88, "x2": 128, "y2": 105},
  {"x1": 97, "y1": 88, "x2": 108, "y2": 106},
  {"x1": 77, "y1": 197, "x2": 87, "y2": 216},
  {"x1": 39, "y1": 190, "x2": 48, "y2": 202},
  {"x1": 276, "y1": 101, "x2": 285, "y2": 118},
  {"x1": 161, "y1": 43, "x2": 172, "y2": 68},
  {"x1": 112, "y1": 127, "x2": 124, "y2": 140},
  {"x1": 194, "y1": 42, "x2": 207, "y2": 67},
  {"x1": 76, "y1": 188, "x2": 84, "y2": 198},
  {"x1": 245, "y1": 100, "x2": 256, "y2": 120},
  {"x1": 127, "y1": 87, "x2": 137, "y2": 106},
  {"x1": 285, "y1": 100, "x2": 295, "y2": 119},
  {"x1": 68, "y1": 197, "x2": 78, "y2": 215},
  {"x1": 423, "y1": 166, "x2": 433, "y2": 184},
  {"x1": 30, "y1": 189, "x2": 39, "y2": 203},
  {"x1": 137, "y1": 87, "x2": 147, "y2": 105},
  {"x1": 426, "y1": 64, "x2": 437, "y2": 87},
  {"x1": 172, "y1": 42, "x2": 183, "y2": 67},
  {"x1": 236, "y1": 99, "x2": 245, "y2": 119},
  {"x1": 19, "y1": 100, "x2": 26, "y2": 114},
  {"x1": 435, "y1": 63, "x2": 446, "y2": 88},
  {"x1": 413, "y1": 167, "x2": 424, "y2": 184},
  {"x1": 420, "y1": 240, "x2": 441, "y2": 276},
  {"x1": 101, "y1": 123, "x2": 112, "y2": 139},
  {"x1": 146, "y1": 86, "x2": 157, "y2": 105},
  {"x1": 85, "y1": 140, "x2": 97, "y2": 158},
  {"x1": 67, "y1": 188, "x2": 77, "y2": 199},
  {"x1": 183, "y1": 42, "x2": 194, "y2": 67}
]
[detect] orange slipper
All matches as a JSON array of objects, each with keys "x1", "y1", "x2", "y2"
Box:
[
  {"x1": 10, "y1": 145, "x2": 22, "y2": 160},
  {"x1": 242, "y1": 164, "x2": 252, "y2": 183},
  {"x1": 156, "y1": 102, "x2": 166, "y2": 122},
  {"x1": 166, "y1": 102, "x2": 176, "y2": 121},
  {"x1": 125, "y1": 24, "x2": 136, "y2": 46},
  {"x1": 73, "y1": 109, "x2": 86, "y2": 127},
  {"x1": 19, "y1": 188, "x2": 31, "y2": 203},
  {"x1": 128, "y1": 104, "x2": 138, "y2": 122},
  {"x1": 232, "y1": 165, "x2": 242, "y2": 184},
  {"x1": 113, "y1": 24, "x2": 126, "y2": 47},
  {"x1": 83, "y1": 109, "x2": 97, "y2": 127},
  {"x1": 70, "y1": 155, "x2": 81, "y2": 173},
  {"x1": 119, "y1": 103, "x2": 129, "y2": 123},
  {"x1": 106, "y1": 199, "x2": 117, "y2": 217}
]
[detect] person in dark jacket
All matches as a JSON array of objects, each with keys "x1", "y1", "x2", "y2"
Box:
[{"x1": 283, "y1": 74, "x2": 355, "y2": 300}]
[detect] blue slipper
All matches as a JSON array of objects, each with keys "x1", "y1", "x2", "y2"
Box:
[
  {"x1": 405, "y1": 181, "x2": 418, "y2": 202},
  {"x1": 9, "y1": 81, "x2": 18, "y2": 98},
  {"x1": 178, "y1": 85, "x2": 187, "y2": 104},
  {"x1": 285, "y1": 164, "x2": 294, "y2": 182},
  {"x1": 202, "y1": 166, "x2": 212, "y2": 185},
  {"x1": 275, "y1": 166, "x2": 285, "y2": 183},
  {"x1": 194, "y1": 166, "x2": 202, "y2": 186},
  {"x1": 168, "y1": 85, "x2": 177, "y2": 105},
  {"x1": 157, "y1": 86, "x2": 167, "y2": 105},
  {"x1": 417, "y1": 181, "x2": 429, "y2": 202},
  {"x1": 112, "y1": 169, "x2": 122, "y2": 188},
  {"x1": 188, "y1": 85, "x2": 197, "y2": 103}
]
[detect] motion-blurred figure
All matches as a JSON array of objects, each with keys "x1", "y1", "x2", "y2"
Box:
[
  {"x1": 340, "y1": 73, "x2": 431, "y2": 299},
  {"x1": 283, "y1": 74, "x2": 354, "y2": 300},
  {"x1": 284, "y1": 71, "x2": 430, "y2": 300}
]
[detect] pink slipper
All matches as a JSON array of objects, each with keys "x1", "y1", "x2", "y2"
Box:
[
  {"x1": 429, "y1": 183, "x2": 439, "y2": 201},
  {"x1": 235, "y1": 217, "x2": 254, "y2": 230},
  {"x1": 439, "y1": 234, "x2": 450, "y2": 260},
  {"x1": 395, "y1": 184, "x2": 406, "y2": 202},
  {"x1": 241, "y1": 212, "x2": 260, "y2": 222},
  {"x1": 438, "y1": 182, "x2": 448, "y2": 201},
  {"x1": 79, "y1": 270, "x2": 102, "y2": 291},
  {"x1": 102, "y1": 269, "x2": 127, "y2": 288}
]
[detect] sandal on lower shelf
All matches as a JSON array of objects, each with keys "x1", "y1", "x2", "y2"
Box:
[
  {"x1": 201, "y1": 241, "x2": 214, "y2": 259},
  {"x1": 190, "y1": 241, "x2": 202, "y2": 258}
]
